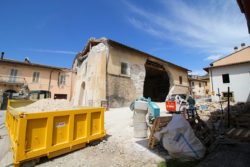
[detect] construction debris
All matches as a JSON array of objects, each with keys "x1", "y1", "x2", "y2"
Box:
[
  {"x1": 154, "y1": 114, "x2": 206, "y2": 160},
  {"x1": 148, "y1": 116, "x2": 172, "y2": 149},
  {"x1": 17, "y1": 99, "x2": 76, "y2": 113}
]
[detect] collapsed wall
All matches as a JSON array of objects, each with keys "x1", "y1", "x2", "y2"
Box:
[
  {"x1": 72, "y1": 43, "x2": 107, "y2": 107},
  {"x1": 72, "y1": 38, "x2": 189, "y2": 108}
]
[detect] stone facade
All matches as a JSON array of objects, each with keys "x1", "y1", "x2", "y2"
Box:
[{"x1": 107, "y1": 64, "x2": 146, "y2": 107}]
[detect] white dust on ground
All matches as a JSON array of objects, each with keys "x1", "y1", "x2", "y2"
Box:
[
  {"x1": 16, "y1": 99, "x2": 77, "y2": 113},
  {"x1": 0, "y1": 110, "x2": 13, "y2": 167},
  {"x1": 36, "y1": 107, "x2": 167, "y2": 167}
]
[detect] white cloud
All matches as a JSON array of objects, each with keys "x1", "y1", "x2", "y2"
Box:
[
  {"x1": 26, "y1": 49, "x2": 77, "y2": 55},
  {"x1": 124, "y1": 0, "x2": 250, "y2": 56},
  {"x1": 204, "y1": 54, "x2": 223, "y2": 61},
  {"x1": 189, "y1": 70, "x2": 207, "y2": 76}
]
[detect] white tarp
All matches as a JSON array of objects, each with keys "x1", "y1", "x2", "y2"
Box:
[{"x1": 154, "y1": 114, "x2": 206, "y2": 160}]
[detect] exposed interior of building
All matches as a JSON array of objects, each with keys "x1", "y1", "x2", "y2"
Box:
[{"x1": 143, "y1": 60, "x2": 170, "y2": 102}]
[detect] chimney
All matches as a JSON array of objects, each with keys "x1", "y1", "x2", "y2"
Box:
[
  {"x1": 1, "y1": 52, "x2": 4, "y2": 59},
  {"x1": 234, "y1": 46, "x2": 238, "y2": 51},
  {"x1": 24, "y1": 57, "x2": 30, "y2": 63},
  {"x1": 241, "y1": 43, "x2": 246, "y2": 48}
]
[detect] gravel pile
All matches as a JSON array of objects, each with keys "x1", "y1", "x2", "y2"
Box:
[{"x1": 17, "y1": 99, "x2": 76, "y2": 113}]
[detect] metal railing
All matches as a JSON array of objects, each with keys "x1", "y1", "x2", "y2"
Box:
[{"x1": 0, "y1": 75, "x2": 26, "y2": 84}]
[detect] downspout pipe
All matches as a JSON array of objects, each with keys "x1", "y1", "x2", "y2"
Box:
[
  {"x1": 48, "y1": 70, "x2": 53, "y2": 92},
  {"x1": 210, "y1": 68, "x2": 214, "y2": 93}
]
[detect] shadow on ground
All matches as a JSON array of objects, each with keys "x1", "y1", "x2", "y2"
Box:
[{"x1": 135, "y1": 138, "x2": 200, "y2": 167}]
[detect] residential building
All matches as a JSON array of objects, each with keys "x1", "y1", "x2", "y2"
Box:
[
  {"x1": 189, "y1": 75, "x2": 210, "y2": 99},
  {"x1": 0, "y1": 53, "x2": 74, "y2": 107},
  {"x1": 204, "y1": 45, "x2": 250, "y2": 102},
  {"x1": 72, "y1": 38, "x2": 190, "y2": 108}
]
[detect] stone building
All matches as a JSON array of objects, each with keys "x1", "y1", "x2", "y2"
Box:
[{"x1": 72, "y1": 38, "x2": 189, "y2": 108}]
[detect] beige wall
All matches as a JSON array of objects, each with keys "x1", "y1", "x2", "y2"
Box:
[
  {"x1": 203, "y1": 78, "x2": 211, "y2": 96},
  {"x1": 107, "y1": 45, "x2": 189, "y2": 89},
  {"x1": 106, "y1": 45, "x2": 146, "y2": 107},
  {"x1": 72, "y1": 41, "x2": 189, "y2": 107},
  {"x1": 0, "y1": 61, "x2": 73, "y2": 100},
  {"x1": 107, "y1": 46, "x2": 188, "y2": 87},
  {"x1": 166, "y1": 64, "x2": 189, "y2": 87},
  {"x1": 107, "y1": 45, "x2": 147, "y2": 75},
  {"x1": 190, "y1": 80, "x2": 206, "y2": 97},
  {"x1": 189, "y1": 78, "x2": 210, "y2": 98},
  {"x1": 72, "y1": 43, "x2": 107, "y2": 107},
  {"x1": 107, "y1": 44, "x2": 189, "y2": 106}
]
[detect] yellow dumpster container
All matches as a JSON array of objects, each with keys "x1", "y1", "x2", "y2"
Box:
[{"x1": 5, "y1": 100, "x2": 106, "y2": 166}]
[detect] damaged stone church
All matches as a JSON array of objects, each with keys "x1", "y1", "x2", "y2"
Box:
[{"x1": 72, "y1": 38, "x2": 190, "y2": 108}]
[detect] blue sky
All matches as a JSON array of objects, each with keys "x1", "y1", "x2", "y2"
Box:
[{"x1": 1, "y1": 0, "x2": 249, "y2": 75}]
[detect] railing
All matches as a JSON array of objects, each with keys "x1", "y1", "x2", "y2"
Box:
[{"x1": 0, "y1": 75, "x2": 26, "y2": 84}]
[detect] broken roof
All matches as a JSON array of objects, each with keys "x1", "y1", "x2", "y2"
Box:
[
  {"x1": 74, "y1": 37, "x2": 190, "y2": 71},
  {"x1": 0, "y1": 58, "x2": 71, "y2": 71}
]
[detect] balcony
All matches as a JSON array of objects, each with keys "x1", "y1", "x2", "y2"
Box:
[{"x1": 0, "y1": 75, "x2": 26, "y2": 85}]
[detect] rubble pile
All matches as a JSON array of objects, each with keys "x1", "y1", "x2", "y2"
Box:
[
  {"x1": 196, "y1": 101, "x2": 250, "y2": 129},
  {"x1": 17, "y1": 99, "x2": 76, "y2": 113}
]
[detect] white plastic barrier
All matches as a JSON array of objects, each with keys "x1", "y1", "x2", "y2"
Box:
[
  {"x1": 133, "y1": 100, "x2": 148, "y2": 138},
  {"x1": 154, "y1": 114, "x2": 206, "y2": 160},
  {"x1": 134, "y1": 100, "x2": 148, "y2": 110}
]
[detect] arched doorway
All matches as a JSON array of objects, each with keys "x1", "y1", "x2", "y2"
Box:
[
  {"x1": 143, "y1": 60, "x2": 170, "y2": 102},
  {"x1": 78, "y1": 82, "x2": 85, "y2": 106},
  {"x1": 1, "y1": 89, "x2": 17, "y2": 110}
]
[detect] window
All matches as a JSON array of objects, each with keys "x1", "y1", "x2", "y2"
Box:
[
  {"x1": 59, "y1": 74, "x2": 66, "y2": 85},
  {"x1": 222, "y1": 74, "x2": 230, "y2": 83},
  {"x1": 54, "y1": 94, "x2": 67, "y2": 99},
  {"x1": 222, "y1": 92, "x2": 233, "y2": 98},
  {"x1": 199, "y1": 82, "x2": 201, "y2": 87},
  {"x1": 205, "y1": 82, "x2": 207, "y2": 86},
  {"x1": 32, "y1": 72, "x2": 40, "y2": 83},
  {"x1": 9, "y1": 69, "x2": 18, "y2": 82},
  {"x1": 191, "y1": 82, "x2": 194, "y2": 86},
  {"x1": 179, "y1": 76, "x2": 182, "y2": 84},
  {"x1": 29, "y1": 92, "x2": 39, "y2": 100},
  {"x1": 121, "y1": 62, "x2": 130, "y2": 75}
]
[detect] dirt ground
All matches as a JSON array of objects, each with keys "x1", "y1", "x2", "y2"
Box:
[
  {"x1": 0, "y1": 110, "x2": 13, "y2": 167},
  {"x1": 0, "y1": 108, "x2": 168, "y2": 167},
  {"x1": 1, "y1": 106, "x2": 250, "y2": 167}
]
